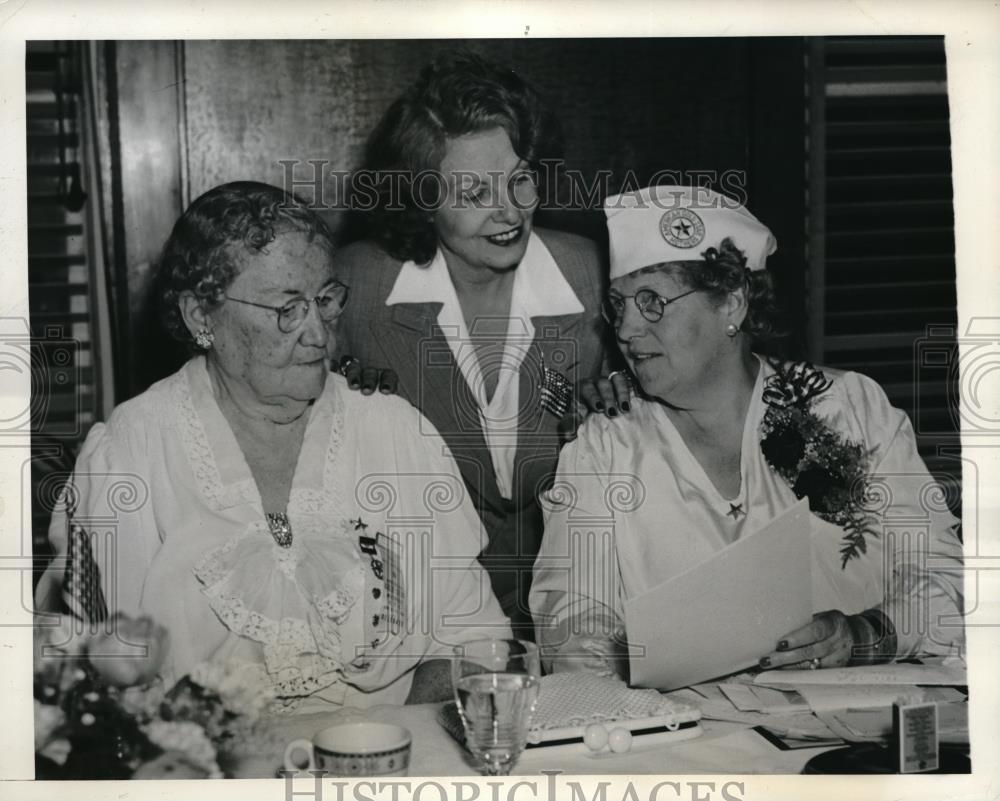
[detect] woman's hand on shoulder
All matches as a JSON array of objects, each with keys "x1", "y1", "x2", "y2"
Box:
[
  {"x1": 558, "y1": 372, "x2": 634, "y2": 444},
  {"x1": 338, "y1": 355, "x2": 398, "y2": 396}
]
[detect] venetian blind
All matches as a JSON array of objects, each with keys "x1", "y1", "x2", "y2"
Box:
[
  {"x1": 27, "y1": 41, "x2": 103, "y2": 561},
  {"x1": 807, "y1": 35, "x2": 961, "y2": 516}
]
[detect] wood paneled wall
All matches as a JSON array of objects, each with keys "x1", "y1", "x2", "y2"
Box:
[{"x1": 103, "y1": 38, "x2": 806, "y2": 397}]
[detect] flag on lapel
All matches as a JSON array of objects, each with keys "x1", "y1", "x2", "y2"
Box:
[{"x1": 540, "y1": 362, "x2": 574, "y2": 419}]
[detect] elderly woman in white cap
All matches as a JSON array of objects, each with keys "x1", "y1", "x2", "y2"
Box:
[{"x1": 529, "y1": 185, "x2": 964, "y2": 679}]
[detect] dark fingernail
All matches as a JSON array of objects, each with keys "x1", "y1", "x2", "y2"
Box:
[
  {"x1": 621, "y1": 401, "x2": 631, "y2": 412},
  {"x1": 759, "y1": 657, "x2": 771, "y2": 668},
  {"x1": 594, "y1": 402, "x2": 605, "y2": 412},
  {"x1": 607, "y1": 407, "x2": 618, "y2": 417},
  {"x1": 777, "y1": 640, "x2": 789, "y2": 651},
  {"x1": 379, "y1": 384, "x2": 392, "y2": 394},
  {"x1": 349, "y1": 380, "x2": 361, "y2": 389}
]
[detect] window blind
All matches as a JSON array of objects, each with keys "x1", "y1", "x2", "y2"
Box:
[
  {"x1": 27, "y1": 41, "x2": 101, "y2": 560},
  {"x1": 807, "y1": 36, "x2": 961, "y2": 516}
]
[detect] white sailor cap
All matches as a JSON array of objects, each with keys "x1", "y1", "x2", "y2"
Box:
[{"x1": 604, "y1": 185, "x2": 777, "y2": 281}]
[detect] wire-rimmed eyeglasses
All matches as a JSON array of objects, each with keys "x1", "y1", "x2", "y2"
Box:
[
  {"x1": 225, "y1": 281, "x2": 350, "y2": 333},
  {"x1": 601, "y1": 287, "x2": 699, "y2": 328}
]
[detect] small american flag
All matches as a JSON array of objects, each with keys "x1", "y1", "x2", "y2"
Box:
[
  {"x1": 540, "y1": 363, "x2": 574, "y2": 419},
  {"x1": 380, "y1": 535, "x2": 405, "y2": 635},
  {"x1": 63, "y1": 522, "x2": 108, "y2": 624}
]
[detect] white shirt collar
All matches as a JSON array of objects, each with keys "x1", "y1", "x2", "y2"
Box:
[{"x1": 385, "y1": 231, "x2": 585, "y2": 318}]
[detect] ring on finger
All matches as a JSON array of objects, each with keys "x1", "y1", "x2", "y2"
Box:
[
  {"x1": 339, "y1": 356, "x2": 359, "y2": 376},
  {"x1": 808, "y1": 657, "x2": 821, "y2": 670},
  {"x1": 607, "y1": 370, "x2": 624, "y2": 381}
]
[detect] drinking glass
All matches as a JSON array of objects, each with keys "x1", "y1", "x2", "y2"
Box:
[{"x1": 452, "y1": 638, "x2": 541, "y2": 776}]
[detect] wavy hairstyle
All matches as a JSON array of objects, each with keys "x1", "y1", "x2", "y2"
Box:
[
  {"x1": 641, "y1": 238, "x2": 785, "y2": 347},
  {"x1": 361, "y1": 49, "x2": 561, "y2": 264},
  {"x1": 158, "y1": 181, "x2": 335, "y2": 346}
]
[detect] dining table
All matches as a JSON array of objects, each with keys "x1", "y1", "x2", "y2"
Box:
[{"x1": 241, "y1": 702, "x2": 837, "y2": 778}]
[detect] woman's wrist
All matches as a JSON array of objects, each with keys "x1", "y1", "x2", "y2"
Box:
[{"x1": 846, "y1": 608, "x2": 898, "y2": 665}]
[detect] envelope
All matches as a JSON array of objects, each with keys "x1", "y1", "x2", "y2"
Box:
[{"x1": 625, "y1": 500, "x2": 812, "y2": 691}]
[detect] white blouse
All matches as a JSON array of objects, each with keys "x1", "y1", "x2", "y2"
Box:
[
  {"x1": 385, "y1": 232, "x2": 585, "y2": 499},
  {"x1": 39, "y1": 357, "x2": 511, "y2": 711},
  {"x1": 530, "y1": 358, "x2": 965, "y2": 662}
]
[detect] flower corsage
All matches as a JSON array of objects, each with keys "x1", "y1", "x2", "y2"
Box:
[{"x1": 759, "y1": 360, "x2": 878, "y2": 567}]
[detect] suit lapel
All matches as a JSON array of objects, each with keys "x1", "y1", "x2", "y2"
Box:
[
  {"x1": 512, "y1": 312, "x2": 585, "y2": 503},
  {"x1": 370, "y1": 303, "x2": 507, "y2": 518}
]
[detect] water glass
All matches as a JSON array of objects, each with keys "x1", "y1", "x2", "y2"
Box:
[{"x1": 452, "y1": 638, "x2": 540, "y2": 776}]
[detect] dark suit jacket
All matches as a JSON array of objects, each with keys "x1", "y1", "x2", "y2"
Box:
[{"x1": 333, "y1": 228, "x2": 608, "y2": 635}]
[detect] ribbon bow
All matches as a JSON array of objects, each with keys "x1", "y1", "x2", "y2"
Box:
[{"x1": 762, "y1": 361, "x2": 832, "y2": 410}]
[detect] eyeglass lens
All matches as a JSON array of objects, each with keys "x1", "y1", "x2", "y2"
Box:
[
  {"x1": 603, "y1": 290, "x2": 664, "y2": 327},
  {"x1": 278, "y1": 285, "x2": 349, "y2": 331}
]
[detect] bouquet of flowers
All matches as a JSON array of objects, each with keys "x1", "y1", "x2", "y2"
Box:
[{"x1": 34, "y1": 613, "x2": 265, "y2": 779}]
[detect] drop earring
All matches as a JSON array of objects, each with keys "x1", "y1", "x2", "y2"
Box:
[
  {"x1": 194, "y1": 329, "x2": 215, "y2": 350},
  {"x1": 725, "y1": 323, "x2": 739, "y2": 338}
]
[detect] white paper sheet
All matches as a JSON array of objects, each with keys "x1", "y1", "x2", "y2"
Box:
[
  {"x1": 718, "y1": 683, "x2": 809, "y2": 714},
  {"x1": 752, "y1": 660, "x2": 967, "y2": 688},
  {"x1": 817, "y1": 701, "x2": 968, "y2": 743},
  {"x1": 625, "y1": 500, "x2": 813, "y2": 691},
  {"x1": 790, "y1": 684, "x2": 965, "y2": 713},
  {"x1": 666, "y1": 687, "x2": 829, "y2": 734}
]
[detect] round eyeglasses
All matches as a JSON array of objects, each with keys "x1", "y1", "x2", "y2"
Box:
[
  {"x1": 225, "y1": 281, "x2": 350, "y2": 333},
  {"x1": 601, "y1": 287, "x2": 699, "y2": 328}
]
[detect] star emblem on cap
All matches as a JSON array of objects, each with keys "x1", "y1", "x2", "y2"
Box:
[
  {"x1": 659, "y1": 208, "x2": 706, "y2": 248},
  {"x1": 671, "y1": 218, "x2": 693, "y2": 239}
]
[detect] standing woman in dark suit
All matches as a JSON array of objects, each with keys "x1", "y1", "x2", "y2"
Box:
[{"x1": 334, "y1": 51, "x2": 608, "y2": 637}]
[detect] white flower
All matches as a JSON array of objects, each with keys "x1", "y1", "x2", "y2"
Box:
[
  {"x1": 188, "y1": 660, "x2": 274, "y2": 720},
  {"x1": 33, "y1": 701, "x2": 65, "y2": 750},
  {"x1": 38, "y1": 737, "x2": 71, "y2": 766},
  {"x1": 119, "y1": 680, "x2": 168, "y2": 720},
  {"x1": 189, "y1": 661, "x2": 225, "y2": 693},
  {"x1": 35, "y1": 613, "x2": 93, "y2": 658},
  {"x1": 142, "y1": 720, "x2": 221, "y2": 777}
]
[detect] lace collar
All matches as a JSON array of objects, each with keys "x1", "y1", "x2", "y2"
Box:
[{"x1": 171, "y1": 357, "x2": 345, "y2": 517}]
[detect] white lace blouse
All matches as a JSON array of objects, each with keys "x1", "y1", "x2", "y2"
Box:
[{"x1": 40, "y1": 357, "x2": 511, "y2": 710}]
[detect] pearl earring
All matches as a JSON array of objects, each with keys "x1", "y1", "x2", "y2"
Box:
[
  {"x1": 725, "y1": 323, "x2": 739, "y2": 338},
  {"x1": 194, "y1": 329, "x2": 215, "y2": 349}
]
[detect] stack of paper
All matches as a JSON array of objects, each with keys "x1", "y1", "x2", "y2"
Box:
[
  {"x1": 752, "y1": 660, "x2": 967, "y2": 688},
  {"x1": 668, "y1": 660, "x2": 969, "y2": 748},
  {"x1": 818, "y1": 703, "x2": 968, "y2": 744},
  {"x1": 667, "y1": 684, "x2": 839, "y2": 741},
  {"x1": 718, "y1": 683, "x2": 809, "y2": 714}
]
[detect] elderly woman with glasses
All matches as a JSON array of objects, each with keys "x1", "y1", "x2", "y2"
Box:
[
  {"x1": 530, "y1": 185, "x2": 964, "y2": 681},
  {"x1": 35, "y1": 181, "x2": 510, "y2": 712}
]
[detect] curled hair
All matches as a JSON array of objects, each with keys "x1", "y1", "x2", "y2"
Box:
[
  {"x1": 361, "y1": 49, "x2": 561, "y2": 264},
  {"x1": 651, "y1": 238, "x2": 785, "y2": 346},
  {"x1": 158, "y1": 181, "x2": 335, "y2": 346}
]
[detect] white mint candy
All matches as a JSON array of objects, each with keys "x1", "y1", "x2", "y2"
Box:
[
  {"x1": 583, "y1": 724, "x2": 608, "y2": 752},
  {"x1": 608, "y1": 727, "x2": 633, "y2": 753}
]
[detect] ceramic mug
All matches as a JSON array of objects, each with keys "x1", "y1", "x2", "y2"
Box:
[{"x1": 283, "y1": 722, "x2": 411, "y2": 777}]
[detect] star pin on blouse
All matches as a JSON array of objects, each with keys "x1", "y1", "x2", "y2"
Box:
[{"x1": 727, "y1": 502, "x2": 746, "y2": 521}]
